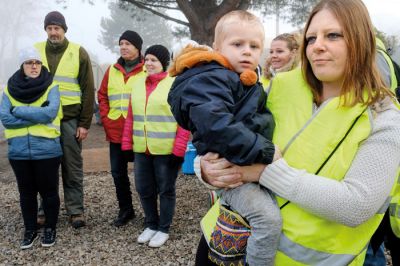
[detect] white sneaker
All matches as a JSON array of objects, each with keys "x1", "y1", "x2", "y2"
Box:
[
  {"x1": 148, "y1": 231, "x2": 169, "y2": 248},
  {"x1": 137, "y1": 228, "x2": 157, "y2": 244}
]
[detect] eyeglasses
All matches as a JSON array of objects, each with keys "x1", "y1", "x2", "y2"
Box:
[{"x1": 24, "y1": 60, "x2": 42, "y2": 66}]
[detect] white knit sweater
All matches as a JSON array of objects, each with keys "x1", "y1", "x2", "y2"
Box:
[{"x1": 195, "y1": 98, "x2": 400, "y2": 227}]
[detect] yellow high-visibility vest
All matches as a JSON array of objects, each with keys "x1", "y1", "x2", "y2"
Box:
[
  {"x1": 107, "y1": 66, "x2": 145, "y2": 120},
  {"x1": 260, "y1": 76, "x2": 271, "y2": 90},
  {"x1": 131, "y1": 75, "x2": 177, "y2": 154},
  {"x1": 4, "y1": 83, "x2": 62, "y2": 139},
  {"x1": 35, "y1": 41, "x2": 81, "y2": 106}
]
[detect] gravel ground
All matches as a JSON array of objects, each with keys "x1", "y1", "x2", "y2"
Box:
[{"x1": 0, "y1": 171, "x2": 208, "y2": 265}]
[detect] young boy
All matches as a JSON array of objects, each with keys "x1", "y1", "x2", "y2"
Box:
[{"x1": 168, "y1": 10, "x2": 281, "y2": 266}]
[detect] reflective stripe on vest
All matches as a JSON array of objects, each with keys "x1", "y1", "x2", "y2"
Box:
[
  {"x1": 131, "y1": 75, "x2": 177, "y2": 154},
  {"x1": 266, "y1": 68, "x2": 387, "y2": 266},
  {"x1": 107, "y1": 67, "x2": 145, "y2": 120},
  {"x1": 4, "y1": 83, "x2": 62, "y2": 139},
  {"x1": 35, "y1": 41, "x2": 81, "y2": 106}
]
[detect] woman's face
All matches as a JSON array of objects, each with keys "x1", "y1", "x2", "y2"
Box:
[
  {"x1": 268, "y1": 40, "x2": 294, "y2": 70},
  {"x1": 145, "y1": 54, "x2": 163, "y2": 75},
  {"x1": 23, "y1": 60, "x2": 42, "y2": 78},
  {"x1": 305, "y1": 9, "x2": 348, "y2": 88}
]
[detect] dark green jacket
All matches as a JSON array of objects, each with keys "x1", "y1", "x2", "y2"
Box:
[{"x1": 45, "y1": 38, "x2": 94, "y2": 129}]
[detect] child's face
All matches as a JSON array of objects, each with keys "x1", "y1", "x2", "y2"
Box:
[{"x1": 214, "y1": 22, "x2": 264, "y2": 74}]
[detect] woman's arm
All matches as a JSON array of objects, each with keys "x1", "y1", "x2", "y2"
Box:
[
  {"x1": 0, "y1": 93, "x2": 34, "y2": 129},
  {"x1": 11, "y1": 85, "x2": 60, "y2": 124},
  {"x1": 258, "y1": 108, "x2": 400, "y2": 227},
  {"x1": 121, "y1": 100, "x2": 133, "y2": 151}
]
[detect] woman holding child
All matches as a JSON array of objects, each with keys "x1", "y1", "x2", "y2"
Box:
[{"x1": 196, "y1": 0, "x2": 400, "y2": 265}]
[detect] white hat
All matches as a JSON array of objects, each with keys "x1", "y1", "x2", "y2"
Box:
[{"x1": 19, "y1": 46, "x2": 41, "y2": 66}]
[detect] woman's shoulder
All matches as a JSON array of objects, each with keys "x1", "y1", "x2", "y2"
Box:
[{"x1": 370, "y1": 97, "x2": 400, "y2": 132}]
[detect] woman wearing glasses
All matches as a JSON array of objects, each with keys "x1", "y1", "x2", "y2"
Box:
[{"x1": 0, "y1": 47, "x2": 62, "y2": 249}]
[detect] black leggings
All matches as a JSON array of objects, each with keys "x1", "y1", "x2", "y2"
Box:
[{"x1": 10, "y1": 157, "x2": 61, "y2": 230}]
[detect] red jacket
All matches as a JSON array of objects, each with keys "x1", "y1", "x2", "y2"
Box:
[
  {"x1": 98, "y1": 57, "x2": 144, "y2": 143},
  {"x1": 121, "y1": 71, "x2": 190, "y2": 157}
]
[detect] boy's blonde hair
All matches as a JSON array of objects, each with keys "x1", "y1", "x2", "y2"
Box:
[{"x1": 214, "y1": 10, "x2": 265, "y2": 48}]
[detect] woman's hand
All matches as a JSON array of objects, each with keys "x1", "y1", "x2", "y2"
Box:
[{"x1": 200, "y1": 152, "x2": 243, "y2": 189}]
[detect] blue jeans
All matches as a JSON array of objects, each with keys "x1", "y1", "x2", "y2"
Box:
[
  {"x1": 134, "y1": 153, "x2": 180, "y2": 233},
  {"x1": 220, "y1": 183, "x2": 282, "y2": 266},
  {"x1": 364, "y1": 243, "x2": 386, "y2": 266},
  {"x1": 110, "y1": 142, "x2": 133, "y2": 212}
]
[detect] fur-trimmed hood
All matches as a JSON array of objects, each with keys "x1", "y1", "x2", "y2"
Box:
[{"x1": 168, "y1": 44, "x2": 258, "y2": 86}]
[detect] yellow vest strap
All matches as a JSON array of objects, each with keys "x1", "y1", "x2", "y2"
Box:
[{"x1": 54, "y1": 75, "x2": 79, "y2": 84}]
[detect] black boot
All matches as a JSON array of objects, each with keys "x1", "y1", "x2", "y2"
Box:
[{"x1": 113, "y1": 209, "x2": 135, "y2": 227}]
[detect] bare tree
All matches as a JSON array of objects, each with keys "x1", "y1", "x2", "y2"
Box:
[
  {"x1": 99, "y1": 1, "x2": 174, "y2": 55},
  {"x1": 57, "y1": 0, "x2": 319, "y2": 46}
]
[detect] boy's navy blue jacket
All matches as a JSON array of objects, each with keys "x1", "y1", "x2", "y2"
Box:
[{"x1": 167, "y1": 47, "x2": 275, "y2": 166}]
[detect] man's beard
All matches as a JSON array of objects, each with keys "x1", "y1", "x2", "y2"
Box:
[{"x1": 49, "y1": 37, "x2": 63, "y2": 44}]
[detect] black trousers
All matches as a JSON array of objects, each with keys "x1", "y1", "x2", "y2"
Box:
[
  {"x1": 109, "y1": 142, "x2": 133, "y2": 212},
  {"x1": 195, "y1": 235, "x2": 216, "y2": 266},
  {"x1": 10, "y1": 157, "x2": 61, "y2": 230}
]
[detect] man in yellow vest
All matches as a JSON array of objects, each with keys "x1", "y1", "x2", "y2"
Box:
[
  {"x1": 35, "y1": 11, "x2": 94, "y2": 229},
  {"x1": 98, "y1": 30, "x2": 145, "y2": 227}
]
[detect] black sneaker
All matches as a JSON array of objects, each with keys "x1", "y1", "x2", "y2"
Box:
[
  {"x1": 20, "y1": 230, "x2": 38, "y2": 250},
  {"x1": 113, "y1": 209, "x2": 135, "y2": 227},
  {"x1": 41, "y1": 228, "x2": 56, "y2": 247}
]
